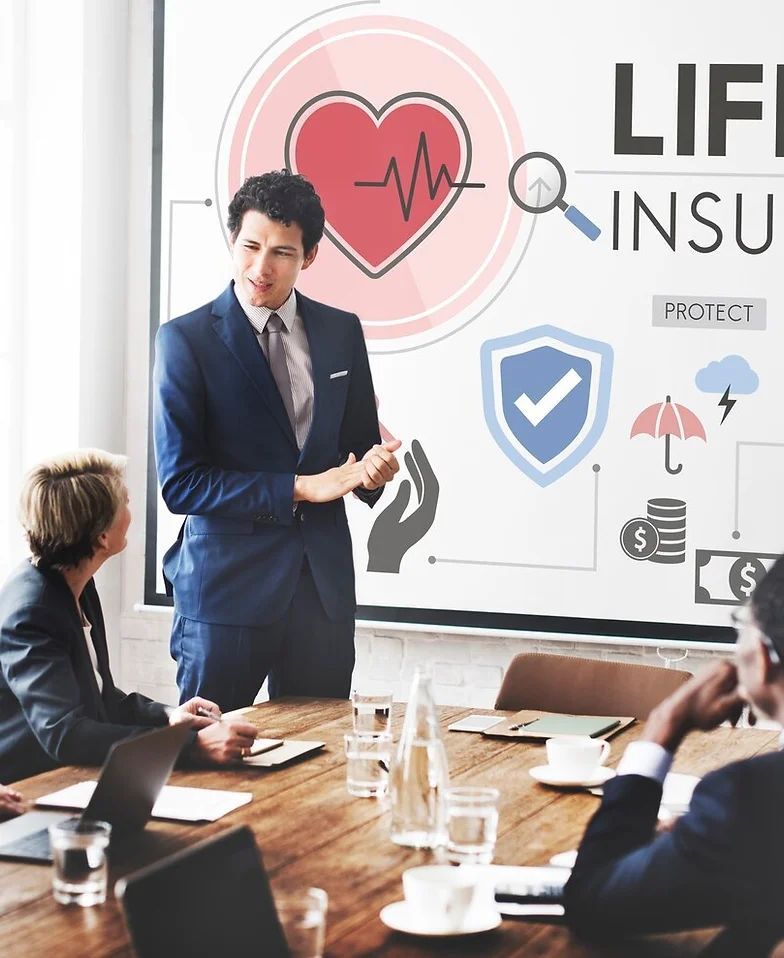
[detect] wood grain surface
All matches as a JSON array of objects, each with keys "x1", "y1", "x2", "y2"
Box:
[{"x1": 0, "y1": 699, "x2": 777, "y2": 957}]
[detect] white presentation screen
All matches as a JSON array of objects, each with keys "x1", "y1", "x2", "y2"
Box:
[{"x1": 146, "y1": 0, "x2": 784, "y2": 643}]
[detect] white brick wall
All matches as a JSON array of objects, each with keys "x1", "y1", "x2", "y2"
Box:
[{"x1": 118, "y1": 609, "x2": 729, "y2": 710}]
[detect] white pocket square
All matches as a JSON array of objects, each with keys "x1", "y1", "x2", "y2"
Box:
[{"x1": 330, "y1": 369, "x2": 348, "y2": 379}]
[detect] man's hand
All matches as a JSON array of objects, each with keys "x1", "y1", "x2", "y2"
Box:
[
  {"x1": 0, "y1": 784, "x2": 25, "y2": 819},
  {"x1": 360, "y1": 439, "x2": 402, "y2": 491},
  {"x1": 293, "y1": 454, "x2": 366, "y2": 503},
  {"x1": 168, "y1": 696, "x2": 222, "y2": 731},
  {"x1": 643, "y1": 660, "x2": 745, "y2": 753},
  {"x1": 192, "y1": 719, "x2": 258, "y2": 765}
]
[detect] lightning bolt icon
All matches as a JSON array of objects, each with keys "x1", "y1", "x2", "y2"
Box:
[{"x1": 718, "y1": 385, "x2": 736, "y2": 424}]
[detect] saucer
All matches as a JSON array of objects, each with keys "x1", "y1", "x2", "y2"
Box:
[
  {"x1": 529, "y1": 765, "x2": 616, "y2": 788},
  {"x1": 379, "y1": 900, "x2": 501, "y2": 937}
]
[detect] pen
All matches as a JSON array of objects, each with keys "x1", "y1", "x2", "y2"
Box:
[
  {"x1": 508, "y1": 719, "x2": 537, "y2": 731},
  {"x1": 196, "y1": 705, "x2": 223, "y2": 721}
]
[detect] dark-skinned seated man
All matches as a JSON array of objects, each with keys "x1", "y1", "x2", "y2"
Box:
[{"x1": 566, "y1": 554, "x2": 784, "y2": 958}]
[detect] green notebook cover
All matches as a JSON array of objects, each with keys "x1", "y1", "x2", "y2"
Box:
[{"x1": 519, "y1": 715, "x2": 620, "y2": 738}]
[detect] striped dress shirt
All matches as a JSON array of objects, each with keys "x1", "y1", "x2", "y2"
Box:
[{"x1": 236, "y1": 286, "x2": 314, "y2": 449}]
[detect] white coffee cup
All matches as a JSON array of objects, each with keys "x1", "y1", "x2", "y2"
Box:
[
  {"x1": 545, "y1": 735, "x2": 610, "y2": 778},
  {"x1": 402, "y1": 865, "x2": 478, "y2": 931}
]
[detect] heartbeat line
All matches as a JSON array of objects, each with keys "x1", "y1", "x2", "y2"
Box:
[{"x1": 354, "y1": 131, "x2": 485, "y2": 221}]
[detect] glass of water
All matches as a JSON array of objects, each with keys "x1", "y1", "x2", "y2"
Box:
[
  {"x1": 49, "y1": 818, "x2": 111, "y2": 906},
  {"x1": 344, "y1": 731, "x2": 392, "y2": 798},
  {"x1": 444, "y1": 786, "x2": 500, "y2": 864},
  {"x1": 275, "y1": 886, "x2": 328, "y2": 958},
  {"x1": 351, "y1": 690, "x2": 393, "y2": 735}
]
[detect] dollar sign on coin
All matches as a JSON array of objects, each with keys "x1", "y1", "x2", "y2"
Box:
[
  {"x1": 729, "y1": 556, "x2": 765, "y2": 601},
  {"x1": 620, "y1": 518, "x2": 659, "y2": 561}
]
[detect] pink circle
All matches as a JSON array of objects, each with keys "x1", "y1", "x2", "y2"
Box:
[{"x1": 219, "y1": 17, "x2": 526, "y2": 348}]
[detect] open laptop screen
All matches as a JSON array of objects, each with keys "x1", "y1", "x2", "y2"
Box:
[{"x1": 116, "y1": 825, "x2": 290, "y2": 957}]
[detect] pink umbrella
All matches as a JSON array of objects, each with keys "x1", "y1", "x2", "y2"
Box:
[{"x1": 630, "y1": 395, "x2": 706, "y2": 475}]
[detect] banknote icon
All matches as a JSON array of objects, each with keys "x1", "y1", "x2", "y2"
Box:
[{"x1": 694, "y1": 549, "x2": 779, "y2": 606}]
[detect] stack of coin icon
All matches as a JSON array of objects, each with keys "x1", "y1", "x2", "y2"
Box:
[{"x1": 647, "y1": 498, "x2": 686, "y2": 564}]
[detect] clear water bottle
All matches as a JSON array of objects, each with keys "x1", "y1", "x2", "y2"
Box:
[{"x1": 389, "y1": 665, "x2": 449, "y2": 848}]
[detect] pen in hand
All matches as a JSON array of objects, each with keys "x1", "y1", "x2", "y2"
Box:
[{"x1": 196, "y1": 705, "x2": 223, "y2": 721}]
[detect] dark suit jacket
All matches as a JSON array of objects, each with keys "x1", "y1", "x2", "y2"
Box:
[
  {"x1": 565, "y1": 756, "x2": 784, "y2": 957},
  {"x1": 153, "y1": 284, "x2": 381, "y2": 628},
  {"x1": 0, "y1": 561, "x2": 169, "y2": 783}
]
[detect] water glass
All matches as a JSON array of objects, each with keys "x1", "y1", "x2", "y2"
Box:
[
  {"x1": 344, "y1": 731, "x2": 392, "y2": 797},
  {"x1": 444, "y1": 786, "x2": 499, "y2": 864},
  {"x1": 275, "y1": 887, "x2": 328, "y2": 958},
  {"x1": 49, "y1": 818, "x2": 111, "y2": 906},
  {"x1": 351, "y1": 690, "x2": 392, "y2": 734}
]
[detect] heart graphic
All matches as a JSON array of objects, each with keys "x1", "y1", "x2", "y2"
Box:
[{"x1": 285, "y1": 92, "x2": 473, "y2": 278}]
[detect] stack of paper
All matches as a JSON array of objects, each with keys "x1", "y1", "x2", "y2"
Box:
[{"x1": 35, "y1": 781, "x2": 252, "y2": 822}]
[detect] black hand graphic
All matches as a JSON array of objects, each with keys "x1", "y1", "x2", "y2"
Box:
[{"x1": 367, "y1": 440, "x2": 439, "y2": 573}]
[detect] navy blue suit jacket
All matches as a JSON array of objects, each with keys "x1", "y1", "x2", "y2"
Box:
[
  {"x1": 565, "y1": 756, "x2": 784, "y2": 957},
  {"x1": 0, "y1": 562, "x2": 169, "y2": 783},
  {"x1": 153, "y1": 284, "x2": 381, "y2": 627}
]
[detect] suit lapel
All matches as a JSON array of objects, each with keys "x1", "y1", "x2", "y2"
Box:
[{"x1": 211, "y1": 284, "x2": 298, "y2": 449}]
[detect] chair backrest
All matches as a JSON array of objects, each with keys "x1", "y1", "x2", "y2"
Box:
[{"x1": 494, "y1": 652, "x2": 691, "y2": 718}]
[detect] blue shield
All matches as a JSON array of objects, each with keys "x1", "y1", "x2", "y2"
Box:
[{"x1": 481, "y1": 326, "x2": 613, "y2": 487}]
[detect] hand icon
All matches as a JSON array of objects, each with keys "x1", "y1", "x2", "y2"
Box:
[{"x1": 367, "y1": 439, "x2": 439, "y2": 573}]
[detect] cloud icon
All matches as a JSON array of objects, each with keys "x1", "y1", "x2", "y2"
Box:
[{"x1": 695, "y1": 355, "x2": 759, "y2": 395}]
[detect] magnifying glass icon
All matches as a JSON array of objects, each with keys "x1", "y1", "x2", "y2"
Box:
[{"x1": 508, "y1": 151, "x2": 601, "y2": 241}]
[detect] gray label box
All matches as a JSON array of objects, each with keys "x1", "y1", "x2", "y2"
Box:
[{"x1": 652, "y1": 296, "x2": 766, "y2": 330}]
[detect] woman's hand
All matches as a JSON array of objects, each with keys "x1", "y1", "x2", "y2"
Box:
[
  {"x1": 168, "y1": 696, "x2": 223, "y2": 730},
  {"x1": 193, "y1": 720, "x2": 258, "y2": 765},
  {"x1": 0, "y1": 784, "x2": 25, "y2": 818}
]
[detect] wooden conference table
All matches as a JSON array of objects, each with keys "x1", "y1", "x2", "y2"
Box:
[{"x1": 0, "y1": 698, "x2": 779, "y2": 957}]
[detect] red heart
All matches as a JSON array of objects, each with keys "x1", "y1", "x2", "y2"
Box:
[{"x1": 286, "y1": 93, "x2": 469, "y2": 278}]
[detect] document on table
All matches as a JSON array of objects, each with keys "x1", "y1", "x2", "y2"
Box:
[{"x1": 35, "y1": 781, "x2": 252, "y2": 822}]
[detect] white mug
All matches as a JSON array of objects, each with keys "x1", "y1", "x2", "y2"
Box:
[
  {"x1": 546, "y1": 735, "x2": 610, "y2": 778},
  {"x1": 402, "y1": 865, "x2": 478, "y2": 931}
]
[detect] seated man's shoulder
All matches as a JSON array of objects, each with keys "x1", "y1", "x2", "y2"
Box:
[{"x1": 680, "y1": 750, "x2": 784, "y2": 851}]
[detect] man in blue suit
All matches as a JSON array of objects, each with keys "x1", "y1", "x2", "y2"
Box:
[
  {"x1": 153, "y1": 171, "x2": 399, "y2": 708},
  {"x1": 565, "y1": 555, "x2": 784, "y2": 957}
]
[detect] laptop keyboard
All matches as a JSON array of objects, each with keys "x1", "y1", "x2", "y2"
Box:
[{"x1": 0, "y1": 827, "x2": 52, "y2": 861}]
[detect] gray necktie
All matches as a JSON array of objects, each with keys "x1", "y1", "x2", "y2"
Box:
[{"x1": 263, "y1": 313, "x2": 297, "y2": 435}]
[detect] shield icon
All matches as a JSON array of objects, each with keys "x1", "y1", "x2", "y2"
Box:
[{"x1": 481, "y1": 325, "x2": 613, "y2": 487}]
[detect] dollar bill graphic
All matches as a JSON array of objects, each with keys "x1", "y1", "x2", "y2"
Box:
[{"x1": 694, "y1": 549, "x2": 779, "y2": 606}]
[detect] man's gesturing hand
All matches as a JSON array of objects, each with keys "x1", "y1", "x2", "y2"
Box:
[
  {"x1": 193, "y1": 719, "x2": 258, "y2": 765},
  {"x1": 294, "y1": 453, "x2": 366, "y2": 503},
  {"x1": 360, "y1": 439, "x2": 402, "y2": 491},
  {"x1": 643, "y1": 660, "x2": 745, "y2": 753}
]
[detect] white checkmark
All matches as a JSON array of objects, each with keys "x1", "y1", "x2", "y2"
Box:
[{"x1": 514, "y1": 368, "x2": 582, "y2": 426}]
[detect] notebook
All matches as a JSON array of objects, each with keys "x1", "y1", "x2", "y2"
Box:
[
  {"x1": 483, "y1": 710, "x2": 634, "y2": 740},
  {"x1": 243, "y1": 740, "x2": 325, "y2": 767}
]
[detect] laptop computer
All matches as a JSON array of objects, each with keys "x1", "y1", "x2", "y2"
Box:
[
  {"x1": 116, "y1": 825, "x2": 291, "y2": 958},
  {"x1": 0, "y1": 723, "x2": 192, "y2": 863}
]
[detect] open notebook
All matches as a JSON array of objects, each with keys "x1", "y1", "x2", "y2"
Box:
[{"x1": 483, "y1": 709, "x2": 635, "y2": 741}]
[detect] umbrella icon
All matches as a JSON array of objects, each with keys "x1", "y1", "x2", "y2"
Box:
[{"x1": 630, "y1": 395, "x2": 706, "y2": 475}]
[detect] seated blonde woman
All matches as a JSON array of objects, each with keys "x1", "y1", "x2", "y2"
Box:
[{"x1": 0, "y1": 450, "x2": 256, "y2": 784}]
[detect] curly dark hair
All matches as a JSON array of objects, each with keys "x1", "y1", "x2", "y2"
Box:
[
  {"x1": 751, "y1": 554, "x2": 784, "y2": 660},
  {"x1": 227, "y1": 170, "x2": 325, "y2": 253}
]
